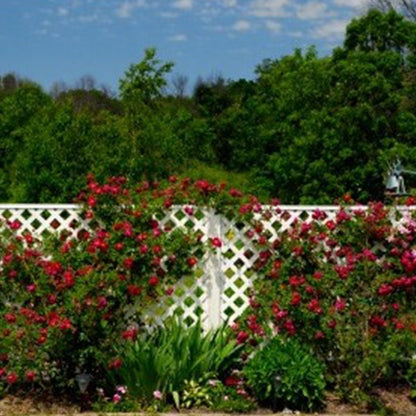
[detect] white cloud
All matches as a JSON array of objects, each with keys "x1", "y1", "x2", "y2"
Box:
[
  {"x1": 296, "y1": 1, "x2": 329, "y2": 20},
  {"x1": 78, "y1": 14, "x2": 99, "y2": 23},
  {"x1": 233, "y1": 19, "x2": 251, "y2": 31},
  {"x1": 173, "y1": 0, "x2": 193, "y2": 10},
  {"x1": 57, "y1": 7, "x2": 69, "y2": 16},
  {"x1": 333, "y1": 0, "x2": 370, "y2": 8},
  {"x1": 265, "y1": 20, "x2": 280, "y2": 33},
  {"x1": 168, "y1": 33, "x2": 187, "y2": 41},
  {"x1": 160, "y1": 11, "x2": 179, "y2": 18},
  {"x1": 248, "y1": 0, "x2": 289, "y2": 17},
  {"x1": 224, "y1": 0, "x2": 237, "y2": 6},
  {"x1": 312, "y1": 18, "x2": 349, "y2": 39},
  {"x1": 288, "y1": 30, "x2": 303, "y2": 37},
  {"x1": 116, "y1": 0, "x2": 147, "y2": 18}
]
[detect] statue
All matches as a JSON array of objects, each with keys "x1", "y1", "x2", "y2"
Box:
[{"x1": 385, "y1": 159, "x2": 407, "y2": 195}]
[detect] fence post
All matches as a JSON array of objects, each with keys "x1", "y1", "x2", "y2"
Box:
[{"x1": 204, "y1": 208, "x2": 224, "y2": 329}]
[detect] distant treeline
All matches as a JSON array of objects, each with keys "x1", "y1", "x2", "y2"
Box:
[{"x1": 2, "y1": 9, "x2": 416, "y2": 203}]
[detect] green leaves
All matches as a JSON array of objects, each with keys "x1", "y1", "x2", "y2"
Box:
[
  {"x1": 244, "y1": 337, "x2": 325, "y2": 412},
  {"x1": 119, "y1": 47, "x2": 174, "y2": 108},
  {"x1": 113, "y1": 319, "x2": 242, "y2": 405}
]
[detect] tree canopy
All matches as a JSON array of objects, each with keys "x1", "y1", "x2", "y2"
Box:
[{"x1": 2, "y1": 10, "x2": 416, "y2": 203}]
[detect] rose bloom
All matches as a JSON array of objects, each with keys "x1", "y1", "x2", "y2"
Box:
[
  {"x1": 26, "y1": 370, "x2": 36, "y2": 382},
  {"x1": 236, "y1": 331, "x2": 249, "y2": 344},
  {"x1": 211, "y1": 237, "x2": 222, "y2": 248},
  {"x1": 188, "y1": 257, "x2": 197, "y2": 267},
  {"x1": 109, "y1": 358, "x2": 123, "y2": 369},
  {"x1": 149, "y1": 275, "x2": 159, "y2": 286},
  {"x1": 6, "y1": 372, "x2": 18, "y2": 384}
]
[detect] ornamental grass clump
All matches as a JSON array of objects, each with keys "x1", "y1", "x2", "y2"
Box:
[{"x1": 109, "y1": 319, "x2": 242, "y2": 407}]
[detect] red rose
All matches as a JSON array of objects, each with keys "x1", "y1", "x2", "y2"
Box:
[
  {"x1": 236, "y1": 331, "x2": 249, "y2": 344},
  {"x1": 291, "y1": 292, "x2": 301, "y2": 306},
  {"x1": 97, "y1": 296, "x2": 108, "y2": 310},
  {"x1": 188, "y1": 257, "x2": 197, "y2": 267},
  {"x1": 127, "y1": 285, "x2": 141, "y2": 296},
  {"x1": 149, "y1": 276, "x2": 159, "y2": 286},
  {"x1": 6, "y1": 372, "x2": 18, "y2": 384},
  {"x1": 59, "y1": 318, "x2": 72, "y2": 331},
  {"x1": 229, "y1": 188, "x2": 243, "y2": 198},
  {"x1": 26, "y1": 370, "x2": 36, "y2": 382},
  {"x1": 114, "y1": 242, "x2": 124, "y2": 251},
  {"x1": 9, "y1": 220, "x2": 21, "y2": 230},
  {"x1": 87, "y1": 196, "x2": 96, "y2": 207},
  {"x1": 5, "y1": 313, "x2": 16, "y2": 323},
  {"x1": 328, "y1": 319, "x2": 337, "y2": 329},
  {"x1": 122, "y1": 328, "x2": 138, "y2": 340},
  {"x1": 123, "y1": 257, "x2": 134, "y2": 269},
  {"x1": 109, "y1": 358, "x2": 123, "y2": 370},
  {"x1": 378, "y1": 283, "x2": 394, "y2": 297},
  {"x1": 139, "y1": 244, "x2": 148, "y2": 254}
]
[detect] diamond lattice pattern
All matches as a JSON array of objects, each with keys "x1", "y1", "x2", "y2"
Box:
[{"x1": 1, "y1": 204, "x2": 414, "y2": 329}]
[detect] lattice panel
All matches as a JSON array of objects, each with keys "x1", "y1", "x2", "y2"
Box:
[
  {"x1": 258, "y1": 206, "x2": 338, "y2": 240},
  {"x1": 145, "y1": 206, "x2": 212, "y2": 329},
  {"x1": 220, "y1": 215, "x2": 257, "y2": 324},
  {"x1": 0, "y1": 204, "x2": 87, "y2": 237},
  {"x1": 1, "y1": 204, "x2": 415, "y2": 329}
]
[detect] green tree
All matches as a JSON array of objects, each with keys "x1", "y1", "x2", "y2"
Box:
[
  {"x1": 0, "y1": 82, "x2": 51, "y2": 200},
  {"x1": 119, "y1": 47, "x2": 174, "y2": 109},
  {"x1": 254, "y1": 11, "x2": 416, "y2": 202}
]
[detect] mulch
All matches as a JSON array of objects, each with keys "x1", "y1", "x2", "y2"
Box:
[{"x1": 1, "y1": 387, "x2": 415, "y2": 416}]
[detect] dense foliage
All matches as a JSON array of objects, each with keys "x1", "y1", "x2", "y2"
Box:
[
  {"x1": 110, "y1": 319, "x2": 241, "y2": 407},
  {"x1": 0, "y1": 176, "x2": 210, "y2": 394},
  {"x1": 3, "y1": 9, "x2": 416, "y2": 203},
  {"x1": 235, "y1": 196, "x2": 416, "y2": 405},
  {"x1": 244, "y1": 337, "x2": 325, "y2": 411},
  {"x1": 0, "y1": 175, "x2": 416, "y2": 411}
]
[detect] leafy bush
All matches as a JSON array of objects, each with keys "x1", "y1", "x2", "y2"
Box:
[
  {"x1": 0, "y1": 176, "x2": 221, "y2": 392},
  {"x1": 109, "y1": 319, "x2": 242, "y2": 406},
  {"x1": 235, "y1": 199, "x2": 416, "y2": 404},
  {"x1": 244, "y1": 337, "x2": 325, "y2": 411}
]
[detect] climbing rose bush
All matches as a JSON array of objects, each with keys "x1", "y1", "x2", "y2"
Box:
[
  {"x1": 235, "y1": 198, "x2": 416, "y2": 403},
  {"x1": 0, "y1": 175, "x2": 248, "y2": 394}
]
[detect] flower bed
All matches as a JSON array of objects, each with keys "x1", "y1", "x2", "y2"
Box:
[{"x1": 0, "y1": 177, "x2": 416, "y2": 413}]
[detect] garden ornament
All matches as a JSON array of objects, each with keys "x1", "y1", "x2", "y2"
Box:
[{"x1": 385, "y1": 159, "x2": 416, "y2": 196}]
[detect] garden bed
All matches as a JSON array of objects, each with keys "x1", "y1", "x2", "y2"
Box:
[
  {"x1": 2, "y1": 178, "x2": 416, "y2": 415},
  {"x1": 0, "y1": 387, "x2": 415, "y2": 416}
]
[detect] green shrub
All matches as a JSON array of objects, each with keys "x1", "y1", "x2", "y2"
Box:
[
  {"x1": 244, "y1": 337, "x2": 325, "y2": 411},
  {"x1": 235, "y1": 201, "x2": 416, "y2": 405}
]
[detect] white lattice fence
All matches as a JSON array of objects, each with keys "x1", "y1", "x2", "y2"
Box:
[
  {"x1": 0, "y1": 204, "x2": 414, "y2": 329},
  {"x1": 0, "y1": 204, "x2": 88, "y2": 237}
]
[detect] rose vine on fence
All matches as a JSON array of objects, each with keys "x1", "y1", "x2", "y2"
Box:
[{"x1": 0, "y1": 177, "x2": 416, "y2": 408}]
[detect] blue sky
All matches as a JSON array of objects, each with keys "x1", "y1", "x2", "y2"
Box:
[{"x1": 0, "y1": 0, "x2": 370, "y2": 94}]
